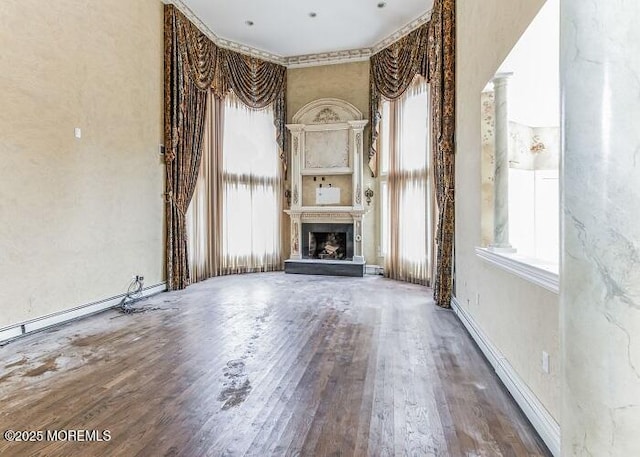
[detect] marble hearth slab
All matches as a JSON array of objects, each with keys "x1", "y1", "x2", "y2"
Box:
[{"x1": 284, "y1": 259, "x2": 365, "y2": 277}]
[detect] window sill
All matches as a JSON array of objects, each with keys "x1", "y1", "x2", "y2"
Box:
[{"x1": 475, "y1": 247, "x2": 559, "y2": 294}]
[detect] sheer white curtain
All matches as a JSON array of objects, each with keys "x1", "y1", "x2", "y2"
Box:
[
  {"x1": 383, "y1": 76, "x2": 433, "y2": 285},
  {"x1": 186, "y1": 91, "x2": 282, "y2": 281},
  {"x1": 220, "y1": 93, "x2": 282, "y2": 274},
  {"x1": 186, "y1": 92, "x2": 224, "y2": 282}
]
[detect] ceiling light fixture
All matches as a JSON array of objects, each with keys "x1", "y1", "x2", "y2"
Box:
[
  {"x1": 377, "y1": 2, "x2": 387, "y2": 8},
  {"x1": 309, "y1": 12, "x2": 317, "y2": 18},
  {"x1": 245, "y1": 20, "x2": 254, "y2": 26}
]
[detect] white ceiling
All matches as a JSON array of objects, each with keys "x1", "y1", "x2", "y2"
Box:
[{"x1": 180, "y1": 0, "x2": 433, "y2": 58}]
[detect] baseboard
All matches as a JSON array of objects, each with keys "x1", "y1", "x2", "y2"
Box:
[
  {"x1": 451, "y1": 296, "x2": 561, "y2": 457},
  {"x1": 365, "y1": 264, "x2": 384, "y2": 275},
  {"x1": 0, "y1": 282, "x2": 167, "y2": 344}
]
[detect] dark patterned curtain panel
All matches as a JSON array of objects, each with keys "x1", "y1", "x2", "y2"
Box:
[
  {"x1": 428, "y1": 0, "x2": 456, "y2": 308},
  {"x1": 164, "y1": 6, "x2": 210, "y2": 290},
  {"x1": 369, "y1": 0, "x2": 455, "y2": 308},
  {"x1": 164, "y1": 5, "x2": 287, "y2": 290}
]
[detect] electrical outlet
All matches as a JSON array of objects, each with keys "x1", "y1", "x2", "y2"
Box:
[{"x1": 542, "y1": 351, "x2": 550, "y2": 373}]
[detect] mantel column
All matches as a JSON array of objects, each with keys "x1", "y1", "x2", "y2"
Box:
[
  {"x1": 562, "y1": 1, "x2": 640, "y2": 455},
  {"x1": 348, "y1": 120, "x2": 368, "y2": 211},
  {"x1": 286, "y1": 123, "x2": 305, "y2": 261},
  {"x1": 490, "y1": 73, "x2": 515, "y2": 252},
  {"x1": 289, "y1": 213, "x2": 302, "y2": 260},
  {"x1": 352, "y1": 214, "x2": 364, "y2": 263},
  {"x1": 287, "y1": 124, "x2": 305, "y2": 210}
]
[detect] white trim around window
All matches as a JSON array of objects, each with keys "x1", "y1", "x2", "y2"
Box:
[{"x1": 475, "y1": 247, "x2": 559, "y2": 294}]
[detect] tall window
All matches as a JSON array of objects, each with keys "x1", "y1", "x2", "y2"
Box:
[
  {"x1": 221, "y1": 94, "x2": 282, "y2": 274},
  {"x1": 379, "y1": 76, "x2": 432, "y2": 285},
  {"x1": 480, "y1": 0, "x2": 559, "y2": 267}
]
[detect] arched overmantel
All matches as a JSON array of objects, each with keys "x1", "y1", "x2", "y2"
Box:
[{"x1": 292, "y1": 98, "x2": 363, "y2": 125}]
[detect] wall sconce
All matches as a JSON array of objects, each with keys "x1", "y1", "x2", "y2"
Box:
[
  {"x1": 284, "y1": 189, "x2": 291, "y2": 207},
  {"x1": 365, "y1": 187, "x2": 374, "y2": 206}
]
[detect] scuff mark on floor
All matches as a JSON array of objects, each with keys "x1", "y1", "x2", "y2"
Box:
[
  {"x1": 23, "y1": 355, "x2": 59, "y2": 377},
  {"x1": 218, "y1": 359, "x2": 252, "y2": 410},
  {"x1": 5, "y1": 357, "x2": 28, "y2": 369}
]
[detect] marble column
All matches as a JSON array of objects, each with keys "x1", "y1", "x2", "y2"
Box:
[
  {"x1": 490, "y1": 73, "x2": 515, "y2": 252},
  {"x1": 561, "y1": 1, "x2": 640, "y2": 455}
]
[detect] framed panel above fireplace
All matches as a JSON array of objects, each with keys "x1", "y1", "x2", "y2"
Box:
[{"x1": 303, "y1": 128, "x2": 351, "y2": 174}]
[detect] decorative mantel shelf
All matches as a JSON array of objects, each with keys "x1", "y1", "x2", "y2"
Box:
[{"x1": 284, "y1": 98, "x2": 368, "y2": 277}]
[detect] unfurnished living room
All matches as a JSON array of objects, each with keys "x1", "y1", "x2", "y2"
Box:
[{"x1": 1, "y1": 0, "x2": 639, "y2": 456}]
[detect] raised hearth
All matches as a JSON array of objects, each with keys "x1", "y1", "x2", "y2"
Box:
[{"x1": 284, "y1": 259, "x2": 365, "y2": 277}]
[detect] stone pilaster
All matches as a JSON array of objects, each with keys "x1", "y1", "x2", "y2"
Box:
[
  {"x1": 490, "y1": 72, "x2": 515, "y2": 252},
  {"x1": 561, "y1": 1, "x2": 640, "y2": 454}
]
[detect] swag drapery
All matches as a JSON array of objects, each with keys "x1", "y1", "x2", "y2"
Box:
[
  {"x1": 164, "y1": 5, "x2": 287, "y2": 290},
  {"x1": 369, "y1": 0, "x2": 456, "y2": 308}
]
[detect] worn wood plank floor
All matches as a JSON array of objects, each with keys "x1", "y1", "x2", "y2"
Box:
[{"x1": 0, "y1": 273, "x2": 550, "y2": 456}]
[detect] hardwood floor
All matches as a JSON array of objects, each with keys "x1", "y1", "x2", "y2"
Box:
[{"x1": 0, "y1": 273, "x2": 550, "y2": 456}]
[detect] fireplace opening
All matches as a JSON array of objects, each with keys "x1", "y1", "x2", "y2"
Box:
[
  {"x1": 309, "y1": 232, "x2": 347, "y2": 260},
  {"x1": 302, "y1": 222, "x2": 354, "y2": 261}
]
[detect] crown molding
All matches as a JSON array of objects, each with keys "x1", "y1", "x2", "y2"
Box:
[
  {"x1": 163, "y1": 0, "x2": 286, "y2": 65},
  {"x1": 288, "y1": 10, "x2": 432, "y2": 68},
  {"x1": 286, "y1": 49, "x2": 372, "y2": 68},
  {"x1": 163, "y1": 1, "x2": 432, "y2": 69},
  {"x1": 371, "y1": 11, "x2": 432, "y2": 54}
]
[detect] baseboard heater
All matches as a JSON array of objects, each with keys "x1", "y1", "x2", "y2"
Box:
[{"x1": 0, "y1": 282, "x2": 167, "y2": 345}]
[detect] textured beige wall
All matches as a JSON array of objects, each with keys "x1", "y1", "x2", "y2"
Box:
[
  {"x1": 287, "y1": 61, "x2": 379, "y2": 263},
  {"x1": 456, "y1": 0, "x2": 560, "y2": 421},
  {"x1": 0, "y1": 0, "x2": 165, "y2": 328}
]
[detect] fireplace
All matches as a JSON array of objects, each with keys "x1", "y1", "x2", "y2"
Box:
[
  {"x1": 302, "y1": 223, "x2": 354, "y2": 260},
  {"x1": 284, "y1": 97, "x2": 368, "y2": 277}
]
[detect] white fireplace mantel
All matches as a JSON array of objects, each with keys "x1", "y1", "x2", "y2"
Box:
[{"x1": 285, "y1": 98, "x2": 369, "y2": 272}]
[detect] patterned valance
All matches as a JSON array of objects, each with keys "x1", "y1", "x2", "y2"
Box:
[
  {"x1": 369, "y1": 24, "x2": 429, "y2": 176},
  {"x1": 173, "y1": 8, "x2": 219, "y2": 91},
  {"x1": 371, "y1": 25, "x2": 429, "y2": 99},
  {"x1": 216, "y1": 49, "x2": 287, "y2": 164}
]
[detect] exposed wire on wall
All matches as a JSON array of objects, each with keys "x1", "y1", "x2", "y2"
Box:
[
  {"x1": 116, "y1": 275, "x2": 173, "y2": 315},
  {"x1": 118, "y1": 276, "x2": 146, "y2": 314},
  {"x1": 116, "y1": 275, "x2": 166, "y2": 314}
]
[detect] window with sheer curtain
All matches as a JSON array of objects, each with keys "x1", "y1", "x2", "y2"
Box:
[
  {"x1": 186, "y1": 92, "x2": 282, "y2": 281},
  {"x1": 379, "y1": 76, "x2": 432, "y2": 285},
  {"x1": 221, "y1": 95, "x2": 282, "y2": 274}
]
